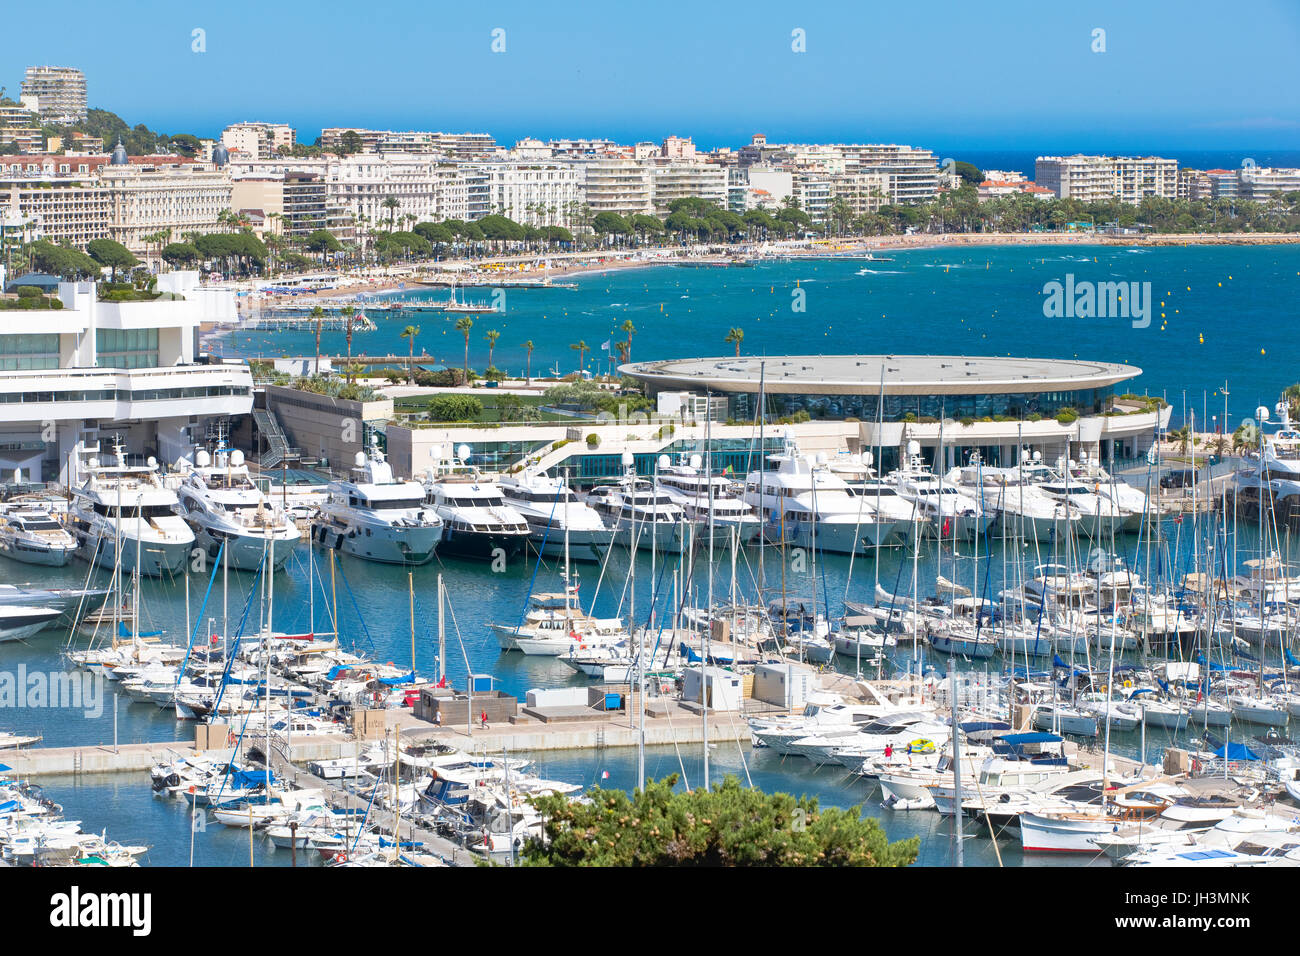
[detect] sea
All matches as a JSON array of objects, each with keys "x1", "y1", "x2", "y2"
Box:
[
  {"x1": 219, "y1": 243, "x2": 1300, "y2": 429},
  {"x1": 6, "y1": 243, "x2": 1300, "y2": 866}
]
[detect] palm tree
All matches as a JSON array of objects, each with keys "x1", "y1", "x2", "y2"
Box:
[
  {"x1": 725, "y1": 326, "x2": 744, "y2": 356},
  {"x1": 484, "y1": 329, "x2": 500, "y2": 372},
  {"x1": 401, "y1": 324, "x2": 420, "y2": 384},
  {"x1": 523, "y1": 340, "x2": 534, "y2": 385},
  {"x1": 311, "y1": 306, "x2": 325, "y2": 374},
  {"x1": 570, "y1": 340, "x2": 589, "y2": 375},
  {"x1": 620, "y1": 320, "x2": 636, "y2": 365},
  {"x1": 343, "y1": 306, "x2": 357, "y2": 382},
  {"x1": 381, "y1": 195, "x2": 400, "y2": 232},
  {"x1": 456, "y1": 316, "x2": 474, "y2": 382}
]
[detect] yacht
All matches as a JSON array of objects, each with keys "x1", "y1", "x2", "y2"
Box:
[
  {"x1": 583, "y1": 465, "x2": 688, "y2": 553},
  {"x1": 68, "y1": 444, "x2": 195, "y2": 576},
  {"x1": 963, "y1": 460, "x2": 1080, "y2": 542},
  {"x1": 1036, "y1": 460, "x2": 1127, "y2": 541},
  {"x1": 0, "y1": 505, "x2": 77, "y2": 567},
  {"x1": 0, "y1": 605, "x2": 65, "y2": 643},
  {"x1": 654, "y1": 453, "x2": 761, "y2": 545},
  {"x1": 1071, "y1": 453, "x2": 1149, "y2": 532},
  {"x1": 176, "y1": 446, "x2": 300, "y2": 571},
  {"x1": 893, "y1": 446, "x2": 990, "y2": 542},
  {"x1": 422, "y1": 452, "x2": 531, "y2": 561},
  {"x1": 823, "y1": 452, "x2": 920, "y2": 545},
  {"x1": 741, "y1": 438, "x2": 897, "y2": 554},
  {"x1": 497, "y1": 466, "x2": 613, "y2": 560},
  {"x1": 313, "y1": 441, "x2": 443, "y2": 565}
]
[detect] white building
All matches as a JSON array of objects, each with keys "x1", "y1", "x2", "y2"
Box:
[
  {"x1": 647, "y1": 160, "x2": 728, "y2": 214},
  {"x1": 21, "y1": 66, "x2": 87, "y2": 125},
  {"x1": 221, "y1": 122, "x2": 297, "y2": 161},
  {"x1": 1239, "y1": 167, "x2": 1300, "y2": 200},
  {"x1": 579, "y1": 158, "x2": 653, "y2": 217},
  {"x1": 467, "y1": 161, "x2": 585, "y2": 226},
  {"x1": 0, "y1": 271, "x2": 248, "y2": 484},
  {"x1": 1035, "y1": 155, "x2": 1179, "y2": 204}
]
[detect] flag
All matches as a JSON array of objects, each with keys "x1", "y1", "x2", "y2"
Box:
[
  {"x1": 600, "y1": 339, "x2": 611, "y2": 352},
  {"x1": 601, "y1": 770, "x2": 610, "y2": 780}
]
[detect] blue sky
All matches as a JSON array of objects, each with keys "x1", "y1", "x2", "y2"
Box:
[{"x1": 4, "y1": 0, "x2": 1298, "y2": 150}]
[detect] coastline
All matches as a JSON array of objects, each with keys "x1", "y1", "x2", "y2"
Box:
[{"x1": 236, "y1": 231, "x2": 1300, "y2": 307}]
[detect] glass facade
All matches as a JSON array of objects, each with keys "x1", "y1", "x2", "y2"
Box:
[
  {"x1": 0, "y1": 334, "x2": 60, "y2": 370},
  {"x1": 726, "y1": 387, "x2": 1112, "y2": 423},
  {"x1": 567, "y1": 437, "x2": 785, "y2": 486},
  {"x1": 97, "y1": 328, "x2": 159, "y2": 369}
]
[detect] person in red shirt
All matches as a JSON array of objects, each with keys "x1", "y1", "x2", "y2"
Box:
[{"x1": 480, "y1": 709, "x2": 488, "y2": 729}]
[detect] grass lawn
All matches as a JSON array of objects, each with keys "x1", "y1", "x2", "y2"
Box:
[{"x1": 395, "y1": 391, "x2": 577, "y2": 423}]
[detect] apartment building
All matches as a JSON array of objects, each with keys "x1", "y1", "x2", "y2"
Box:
[
  {"x1": 647, "y1": 160, "x2": 728, "y2": 215},
  {"x1": 20, "y1": 66, "x2": 87, "y2": 125},
  {"x1": 0, "y1": 271, "x2": 247, "y2": 484},
  {"x1": 580, "y1": 158, "x2": 653, "y2": 217},
  {"x1": 1239, "y1": 166, "x2": 1300, "y2": 200},
  {"x1": 221, "y1": 122, "x2": 296, "y2": 161},
  {"x1": 1035, "y1": 155, "x2": 1179, "y2": 204},
  {"x1": 467, "y1": 161, "x2": 585, "y2": 226},
  {"x1": 319, "y1": 128, "x2": 496, "y2": 158},
  {"x1": 0, "y1": 155, "x2": 109, "y2": 247}
]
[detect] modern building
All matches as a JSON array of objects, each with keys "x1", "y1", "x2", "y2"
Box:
[
  {"x1": 0, "y1": 271, "x2": 248, "y2": 484},
  {"x1": 0, "y1": 161, "x2": 110, "y2": 247},
  {"x1": 1035, "y1": 155, "x2": 1179, "y2": 204},
  {"x1": 20, "y1": 66, "x2": 87, "y2": 125},
  {"x1": 467, "y1": 160, "x2": 585, "y2": 225},
  {"x1": 647, "y1": 160, "x2": 728, "y2": 215},
  {"x1": 1239, "y1": 166, "x2": 1300, "y2": 200},
  {"x1": 620, "y1": 354, "x2": 1169, "y2": 470},
  {"x1": 319, "y1": 128, "x2": 495, "y2": 159},
  {"x1": 580, "y1": 158, "x2": 653, "y2": 217},
  {"x1": 231, "y1": 170, "x2": 330, "y2": 239}
]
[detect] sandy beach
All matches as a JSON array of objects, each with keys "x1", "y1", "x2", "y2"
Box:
[{"x1": 235, "y1": 231, "x2": 1300, "y2": 308}]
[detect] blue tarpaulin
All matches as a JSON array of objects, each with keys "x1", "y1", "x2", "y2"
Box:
[
  {"x1": 1212, "y1": 742, "x2": 1260, "y2": 761},
  {"x1": 119, "y1": 621, "x2": 163, "y2": 638},
  {"x1": 997, "y1": 732, "x2": 1062, "y2": 745},
  {"x1": 378, "y1": 671, "x2": 415, "y2": 686},
  {"x1": 228, "y1": 769, "x2": 275, "y2": 790}
]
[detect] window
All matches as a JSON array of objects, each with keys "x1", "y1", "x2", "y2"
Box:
[
  {"x1": 0, "y1": 334, "x2": 60, "y2": 370},
  {"x1": 97, "y1": 328, "x2": 159, "y2": 369}
]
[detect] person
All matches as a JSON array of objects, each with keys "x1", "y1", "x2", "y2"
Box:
[
  {"x1": 434, "y1": 710, "x2": 442, "y2": 728},
  {"x1": 884, "y1": 743, "x2": 893, "y2": 759},
  {"x1": 480, "y1": 709, "x2": 488, "y2": 729}
]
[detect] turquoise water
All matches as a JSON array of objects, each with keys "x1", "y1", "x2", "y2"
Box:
[
  {"x1": 223, "y1": 244, "x2": 1300, "y2": 428},
  {"x1": 7, "y1": 243, "x2": 1300, "y2": 864}
]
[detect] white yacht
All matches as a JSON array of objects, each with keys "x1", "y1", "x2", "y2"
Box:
[
  {"x1": 68, "y1": 445, "x2": 195, "y2": 576},
  {"x1": 313, "y1": 441, "x2": 443, "y2": 565},
  {"x1": 893, "y1": 446, "x2": 990, "y2": 542},
  {"x1": 1071, "y1": 454, "x2": 1149, "y2": 532},
  {"x1": 0, "y1": 504, "x2": 77, "y2": 567},
  {"x1": 0, "y1": 605, "x2": 65, "y2": 643},
  {"x1": 175, "y1": 446, "x2": 300, "y2": 571},
  {"x1": 422, "y1": 450, "x2": 531, "y2": 561},
  {"x1": 960, "y1": 459, "x2": 1080, "y2": 542},
  {"x1": 741, "y1": 439, "x2": 896, "y2": 554},
  {"x1": 498, "y1": 467, "x2": 614, "y2": 560},
  {"x1": 654, "y1": 454, "x2": 761, "y2": 545},
  {"x1": 583, "y1": 463, "x2": 688, "y2": 553},
  {"x1": 823, "y1": 451, "x2": 919, "y2": 546},
  {"x1": 1036, "y1": 459, "x2": 1127, "y2": 541}
]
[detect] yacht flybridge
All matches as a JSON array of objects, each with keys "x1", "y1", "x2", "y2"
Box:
[
  {"x1": 892, "y1": 446, "x2": 990, "y2": 542},
  {"x1": 0, "y1": 503, "x2": 77, "y2": 567},
  {"x1": 176, "y1": 444, "x2": 300, "y2": 571},
  {"x1": 742, "y1": 437, "x2": 898, "y2": 553},
  {"x1": 313, "y1": 440, "x2": 443, "y2": 565},
  {"x1": 69, "y1": 442, "x2": 194, "y2": 576},
  {"x1": 583, "y1": 461, "x2": 688, "y2": 553}
]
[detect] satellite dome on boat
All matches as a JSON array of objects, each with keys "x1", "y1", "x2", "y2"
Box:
[{"x1": 195, "y1": 450, "x2": 211, "y2": 468}]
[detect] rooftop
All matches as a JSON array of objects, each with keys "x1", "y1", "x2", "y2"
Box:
[{"x1": 621, "y1": 355, "x2": 1140, "y2": 396}]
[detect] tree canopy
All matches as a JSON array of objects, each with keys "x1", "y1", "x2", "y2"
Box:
[{"x1": 520, "y1": 775, "x2": 921, "y2": 867}]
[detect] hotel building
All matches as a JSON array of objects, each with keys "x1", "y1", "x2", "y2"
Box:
[
  {"x1": 1035, "y1": 155, "x2": 1179, "y2": 204},
  {"x1": 20, "y1": 66, "x2": 87, "y2": 126}
]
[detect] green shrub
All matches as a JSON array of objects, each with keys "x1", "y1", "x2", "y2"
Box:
[
  {"x1": 426, "y1": 394, "x2": 483, "y2": 422},
  {"x1": 15, "y1": 285, "x2": 42, "y2": 298},
  {"x1": 1054, "y1": 407, "x2": 1079, "y2": 424},
  {"x1": 586, "y1": 433, "x2": 600, "y2": 448}
]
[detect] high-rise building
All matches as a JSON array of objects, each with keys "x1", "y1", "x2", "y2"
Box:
[
  {"x1": 20, "y1": 66, "x2": 87, "y2": 125},
  {"x1": 221, "y1": 122, "x2": 296, "y2": 161}
]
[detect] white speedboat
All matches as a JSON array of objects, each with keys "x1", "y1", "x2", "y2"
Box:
[
  {"x1": 0, "y1": 506, "x2": 77, "y2": 567},
  {"x1": 68, "y1": 444, "x2": 194, "y2": 576},
  {"x1": 313, "y1": 440, "x2": 443, "y2": 565},
  {"x1": 176, "y1": 445, "x2": 300, "y2": 571},
  {"x1": 422, "y1": 452, "x2": 531, "y2": 561},
  {"x1": 498, "y1": 467, "x2": 613, "y2": 560}
]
